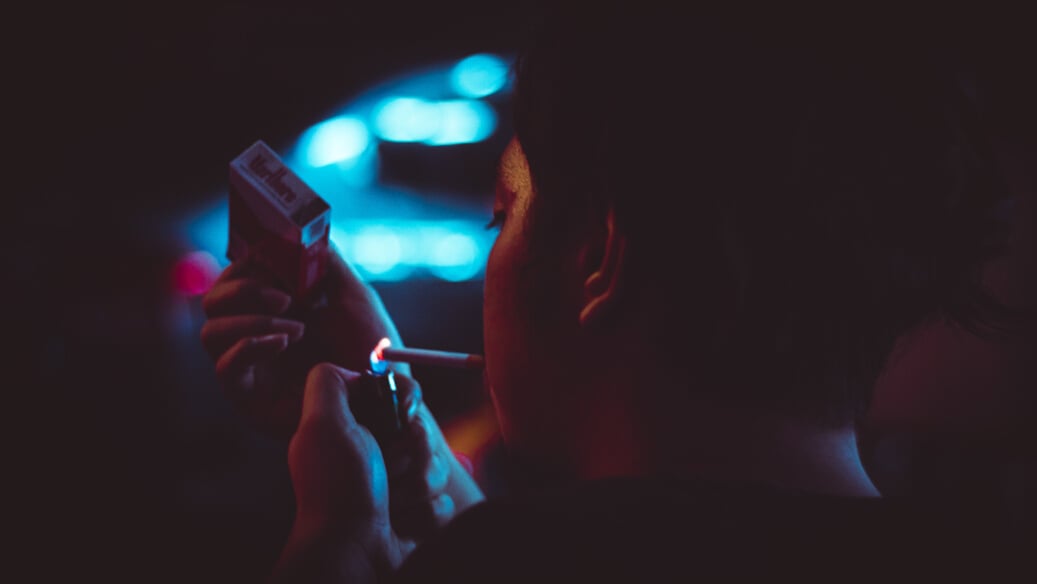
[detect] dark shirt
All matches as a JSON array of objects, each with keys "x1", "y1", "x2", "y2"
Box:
[{"x1": 396, "y1": 477, "x2": 1022, "y2": 582}]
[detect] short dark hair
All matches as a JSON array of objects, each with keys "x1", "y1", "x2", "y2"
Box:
[{"x1": 511, "y1": 5, "x2": 1017, "y2": 425}]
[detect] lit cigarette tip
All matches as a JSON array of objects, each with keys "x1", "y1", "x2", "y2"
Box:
[{"x1": 373, "y1": 337, "x2": 392, "y2": 361}]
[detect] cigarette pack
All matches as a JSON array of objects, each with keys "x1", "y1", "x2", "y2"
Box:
[{"x1": 227, "y1": 140, "x2": 331, "y2": 300}]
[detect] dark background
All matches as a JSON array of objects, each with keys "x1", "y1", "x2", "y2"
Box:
[{"x1": 10, "y1": 3, "x2": 1035, "y2": 582}]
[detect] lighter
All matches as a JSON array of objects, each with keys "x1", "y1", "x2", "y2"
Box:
[{"x1": 351, "y1": 341, "x2": 405, "y2": 446}]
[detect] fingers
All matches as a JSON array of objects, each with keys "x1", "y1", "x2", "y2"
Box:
[
  {"x1": 215, "y1": 333, "x2": 290, "y2": 393},
  {"x1": 203, "y1": 278, "x2": 292, "y2": 318},
  {"x1": 382, "y1": 423, "x2": 441, "y2": 487},
  {"x1": 301, "y1": 362, "x2": 363, "y2": 427},
  {"x1": 378, "y1": 374, "x2": 425, "y2": 480},
  {"x1": 201, "y1": 315, "x2": 305, "y2": 358},
  {"x1": 410, "y1": 415, "x2": 451, "y2": 493},
  {"x1": 386, "y1": 415, "x2": 450, "y2": 509},
  {"x1": 290, "y1": 363, "x2": 391, "y2": 529},
  {"x1": 392, "y1": 373, "x2": 424, "y2": 424},
  {"x1": 292, "y1": 365, "x2": 458, "y2": 540},
  {"x1": 379, "y1": 374, "x2": 455, "y2": 539}
]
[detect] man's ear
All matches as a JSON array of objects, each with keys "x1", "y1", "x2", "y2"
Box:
[{"x1": 578, "y1": 205, "x2": 629, "y2": 330}]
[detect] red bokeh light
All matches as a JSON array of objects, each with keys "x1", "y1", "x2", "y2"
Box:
[{"x1": 172, "y1": 251, "x2": 221, "y2": 296}]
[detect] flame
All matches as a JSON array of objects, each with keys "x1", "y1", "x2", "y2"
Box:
[{"x1": 369, "y1": 337, "x2": 392, "y2": 374}]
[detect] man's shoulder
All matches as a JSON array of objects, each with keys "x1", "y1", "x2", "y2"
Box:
[{"x1": 394, "y1": 477, "x2": 1000, "y2": 582}]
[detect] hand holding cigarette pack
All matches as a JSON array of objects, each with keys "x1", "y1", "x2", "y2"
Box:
[{"x1": 228, "y1": 140, "x2": 331, "y2": 299}]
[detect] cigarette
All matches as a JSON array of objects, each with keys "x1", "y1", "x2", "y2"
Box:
[
  {"x1": 381, "y1": 347, "x2": 485, "y2": 369},
  {"x1": 370, "y1": 337, "x2": 484, "y2": 373}
]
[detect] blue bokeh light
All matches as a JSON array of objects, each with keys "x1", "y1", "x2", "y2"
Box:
[
  {"x1": 187, "y1": 206, "x2": 492, "y2": 282},
  {"x1": 333, "y1": 220, "x2": 490, "y2": 281},
  {"x1": 427, "y1": 233, "x2": 481, "y2": 281},
  {"x1": 372, "y1": 97, "x2": 496, "y2": 146},
  {"x1": 185, "y1": 55, "x2": 513, "y2": 284},
  {"x1": 373, "y1": 97, "x2": 442, "y2": 142},
  {"x1": 450, "y1": 54, "x2": 509, "y2": 98},
  {"x1": 426, "y1": 100, "x2": 497, "y2": 146},
  {"x1": 428, "y1": 233, "x2": 478, "y2": 267},
  {"x1": 301, "y1": 116, "x2": 371, "y2": 167},
  {"x1": 350, "y1": 225, "x2": 404, "y2": 274}
]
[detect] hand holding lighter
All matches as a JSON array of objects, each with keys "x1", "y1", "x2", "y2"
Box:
[{"x1": 351, "y1": 337, "x2": 484, "y2": 445}]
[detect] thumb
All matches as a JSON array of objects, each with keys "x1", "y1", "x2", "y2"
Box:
[
  {"x1": 301, "y1": 362, "x2": 364, "y2": 428},
  {"x1": 291, "y1": 363, "x2": 391, "y2": 532}
]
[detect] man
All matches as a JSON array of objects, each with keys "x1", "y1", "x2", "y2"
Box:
[{"x1": 202, "y1": 5, "x2": 1021, "y2": 581}]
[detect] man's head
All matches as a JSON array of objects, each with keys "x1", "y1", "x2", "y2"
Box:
[{"x1": 482, "y1": 5, "x2": 1014, "y2": 467}]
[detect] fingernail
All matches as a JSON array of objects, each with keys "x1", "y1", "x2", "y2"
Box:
[
  {"x1": 255, "y1": 333, "x2": 289, "y2": 348},
  {"x1": 260, "y1": 289, "x2": 292, "y2": 313},
  {"x1": 274, "y1": 319, "x2": 305, "y2": 341}
]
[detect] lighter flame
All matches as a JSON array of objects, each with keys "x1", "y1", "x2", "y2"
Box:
[{"x1": 369, "y1": 337, "x2": 392, "y2": 374}]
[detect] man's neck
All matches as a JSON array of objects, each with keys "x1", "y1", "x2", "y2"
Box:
[{"x1": 567, "y1": 377, "x2": 880, "y2": 498}]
